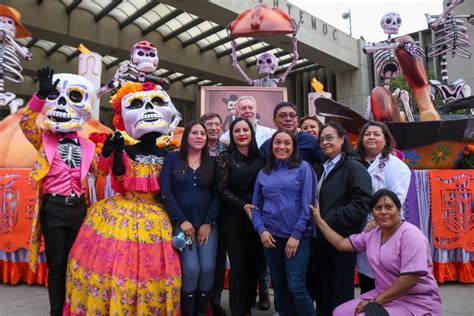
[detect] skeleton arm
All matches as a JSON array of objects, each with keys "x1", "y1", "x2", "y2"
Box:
[
  {"x1": 277, "y1": 34, "x2": 299, "y2": 83},
  {"x1": 4, "y1": 34, "x2": 32, "y2": 60},
  {"x1": 230, "y1": 39, "x2": 254, "y2": 85}
]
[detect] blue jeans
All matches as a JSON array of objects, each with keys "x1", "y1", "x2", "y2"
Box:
[
  {"x1": 264, "y1": 236, "x2": 314, "y2": 316},
  {"x1": 175, "y1": 225, "x2": 218, "y2": 292}
]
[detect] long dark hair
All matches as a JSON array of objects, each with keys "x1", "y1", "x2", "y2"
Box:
[
  {"x1": 370, "y1": 189, "x2": 402, "y2": 212},
  {"x1": 226, "y1": 117, "x2": 262, "y2": 160},
  {"x1": 263, "y1": 130, "x2": 301, "y2": 174},
  {"x1": 356, "y1": 121, "x2": 395, "y2": 160},
  {"x1": 179, "y1": 120, "x2": 213, "y2": 186},
  {"x1": 320, "y1": 122, "x2": 355, "y2": 157}
]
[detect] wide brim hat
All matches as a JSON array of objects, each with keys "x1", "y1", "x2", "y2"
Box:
[{"x1": 0, "y1": 5, "x2": 31, "y2": 38}]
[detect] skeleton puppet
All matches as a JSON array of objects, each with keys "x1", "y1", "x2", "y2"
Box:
[
  {"x1": 229, "y1": 3, "x2": 300, "y2": 87},
  {"x1": 0, "y1": 5, "x2": 32, "y2": 114},
  {"x1": 19, "y1": 68, "x2": 97, "y2": 314},
  {"x1": 97, "y1": 41, "x2": 169, "y2": 97},
  {"x1": 364, "y1": 12, "x2": 440, "y2": 121},
  {"x1": 426, "y1": 0, "x2": 473, "y2": 104},
  {"x1": 104, "y1": 81, "x2": 181, "y2": 175}
]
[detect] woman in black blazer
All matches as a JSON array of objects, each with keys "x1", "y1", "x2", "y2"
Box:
[{"x1": 314, "y1": 122, "x2": 372, "y2": 316}]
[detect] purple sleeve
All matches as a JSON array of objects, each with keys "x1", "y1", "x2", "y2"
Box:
[
  {"x1": 291, "y1": 162, "x2": 316, "y2": 240},
  {"x1": 349, "y1": 231, "x2": 367, "y2": 253},
  {"x1": 399, "y1": 225, "x2": 429, "y2": 275}
]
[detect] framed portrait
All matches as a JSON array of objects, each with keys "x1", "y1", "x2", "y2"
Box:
[{"x1": 200, "y1": 86, "x2": 287, "y2": 132}]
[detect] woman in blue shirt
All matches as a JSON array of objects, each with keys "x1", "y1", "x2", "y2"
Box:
[
  {"x1": 160, "y1": 120, "x2": 220, "y2": 316},
  {"x1": 252, "y1": 130, "x2": 317, "y2": 316}
]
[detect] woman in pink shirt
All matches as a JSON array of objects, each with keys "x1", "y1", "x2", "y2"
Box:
[{"x1": 311, "y1": 189, "x2": 441, "y2": 316}]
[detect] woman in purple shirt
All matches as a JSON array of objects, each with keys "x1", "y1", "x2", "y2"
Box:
[
  {"x1": 312, "y1": 189, "x2": 441, "y2": 316},
  {"x1": 252, "y1": 130, "x2": 317, "y2": 316}
]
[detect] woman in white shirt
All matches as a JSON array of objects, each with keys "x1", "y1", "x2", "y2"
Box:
[{"x1": 355, "y1": 121, "x2": 411, "y2": 293}]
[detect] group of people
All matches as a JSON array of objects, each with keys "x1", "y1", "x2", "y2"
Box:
[{"x1": 21, "y1": 68, "x2": 441, "y2": 316}]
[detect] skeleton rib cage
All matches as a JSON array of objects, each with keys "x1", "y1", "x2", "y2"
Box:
[{"x1": 0, "y1": 43, "x2": 24, "y2": 92}]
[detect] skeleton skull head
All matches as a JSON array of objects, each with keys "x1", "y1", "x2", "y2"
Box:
[
  {"x1": 130, "y1": 41, "x2": 159, "y2": 73},
  {"x1": 121, "y1": 86, "x2": 179, "y2": 139},
  {"x1": 43, "y1": 74, "x2": 95, "y2": 133},
  {"x1": 256, "y1": 52, "x2": 278, "y2": 75},
  {"x1": 0, "y1": 16, "x2": 16, "y2": 40},
  {"x1": 381, "y1": 12, "x2": 402, "y2": 35}
]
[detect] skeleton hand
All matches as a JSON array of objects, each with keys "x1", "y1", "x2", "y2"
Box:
[
  {"x1": 37, "y1": 67, "x2": 59, "y2": 99},
  {"x1": 102, "y1": 131, "x2": 124, "y2": 157},
  {"x1": 291, "y1": 18, "x2": 300, "y2": 36}
]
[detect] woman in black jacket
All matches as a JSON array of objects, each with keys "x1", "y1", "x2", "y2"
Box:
[
  {"x1": 314, "y1": 122, "x2": 372, "y2": 316},
  {"x1": 216, "y1": 118, "x2": 265, "y2": 316}
]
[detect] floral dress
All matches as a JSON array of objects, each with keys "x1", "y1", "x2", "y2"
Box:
[{"x1": 63, "y1": 152, "x2": 181, "y2": 315}]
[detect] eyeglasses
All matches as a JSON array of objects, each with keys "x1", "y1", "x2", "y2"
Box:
[
  {"x1": 319, "y1": 135, "x2": 336, "y2": 143},
  {"x1": 276, "y1": 112, "x2": 298, "y2": 119}
]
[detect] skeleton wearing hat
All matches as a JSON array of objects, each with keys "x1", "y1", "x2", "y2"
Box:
[
  {"x1": 0, "y1": 5, "x2": 33, "y2": 114},
  {"x1": 230, "y1": 24, "x2": 300, "y2": 87},
  {"x1": 20, "y1": 67, "x2": 98, "y2": 316},
  {"x1": 97, "y1": 40, "x2": 169, "y2": 97}
]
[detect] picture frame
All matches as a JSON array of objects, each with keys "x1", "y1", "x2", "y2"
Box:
[{"x1": 200, "y1": 86, "x2": 287, "y2": 132}]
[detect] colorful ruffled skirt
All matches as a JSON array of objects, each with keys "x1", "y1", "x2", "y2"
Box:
[{"x1": 63, "y1": 191, "x2": 181, "y2": 315}]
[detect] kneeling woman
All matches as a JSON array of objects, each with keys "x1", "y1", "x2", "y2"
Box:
[
  {"x1": 160, "y1": 120, "x2": 220, "y2": 316},
  {"x1": 252, "y1": 130, "x2": 316, "y2": 316},
  {"x1": 311, "y1": 189, "x2": 441, "y2": 316}
]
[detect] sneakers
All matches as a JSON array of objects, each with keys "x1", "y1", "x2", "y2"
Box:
[{"x1": 256, "y1": 293, "x2": 271, "y2": 311}]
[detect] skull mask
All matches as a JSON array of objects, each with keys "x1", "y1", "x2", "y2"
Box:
[
  {"x1": 380, "y1": 12, "x2": 402, "y2": 35},
  {"x1": 121, "y1": 87, "x2": 179, "y2": 139},
  {"x1": 256, "y1": 52, "x2": 278, "y2": 75},
  {"x1": 43, "y1": 74, "x2": 94, "y2": 133},
  {"x1": 0, "y1": 15, "x2": 16, "y2": 40},
  {"x1": 130, "y1": 41, "x2": 159, "y2": 73}
]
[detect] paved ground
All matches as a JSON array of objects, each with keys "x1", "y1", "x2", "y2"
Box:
[{"x1": 0, "y1": 282, "x2": 473, "y2": 315}]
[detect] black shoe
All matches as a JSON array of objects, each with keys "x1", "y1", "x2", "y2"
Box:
[
  {"x1": 195, "y1": 290, "x2": 210, "y2": 316},
  {"x1": 257, "y1": 293, "x2": 271, "y2": 311},
  {"x1": 211, "y1": 304, "x2": 227, "y2": 316},
  {"x1": 181, "y1": 291, "x2": 196, "y2": 316}
]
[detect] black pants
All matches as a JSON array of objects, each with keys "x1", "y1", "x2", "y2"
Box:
[
  {"x1": 40, "y1": 198, "x2": 87, "y2": 316},
  {"x1": 224, "y1": 231, "x2": 264, "y2": 316},
  {"x1": 314, "y1": 241, "x2": 356, "y2": 316},
  {"x1": 358, "y1": 272, "x2": 376, "y2": 294},
  {"x1": 209, "y1": 223, "x2": 227, "y2": 306}
]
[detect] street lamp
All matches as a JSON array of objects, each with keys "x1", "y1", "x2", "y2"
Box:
[{"x1": 342, "y1": 10, "x2": 352, "y2": 36}]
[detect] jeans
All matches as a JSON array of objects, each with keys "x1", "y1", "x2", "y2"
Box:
[
  {"x1": 175, "y1": 225, "x2": 218, "y2": 292},
  {"x1": 40, "y1": 198, "x2": 87, "y2": 316},
  {"x1": 264, "y1": 236, "x2": 314, "y2": 316}
]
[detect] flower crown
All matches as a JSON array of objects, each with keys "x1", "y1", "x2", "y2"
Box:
[{"x1": 110, "y1": 81, "x2": 158, "y2": 130}]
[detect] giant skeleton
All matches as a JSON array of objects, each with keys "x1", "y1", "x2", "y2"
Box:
[
  {"x1": 228, "y1": 3, "x2": 300, "y2": 87},
  {"x1": 97, "y1": 40, "x2": 181, "y2": 136},
  {"x1": 425, "y1": 0, "x2": 474, "y2": 105},
  {"x1": 97, "y1": 41, "x2": 170, "y2": 97},
  {"x1": 363, "y1": 12, "x2": 441, "y2": 122},
  {"x1": 0, "y1": 5, "x2": 32, "y2": 114}
]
